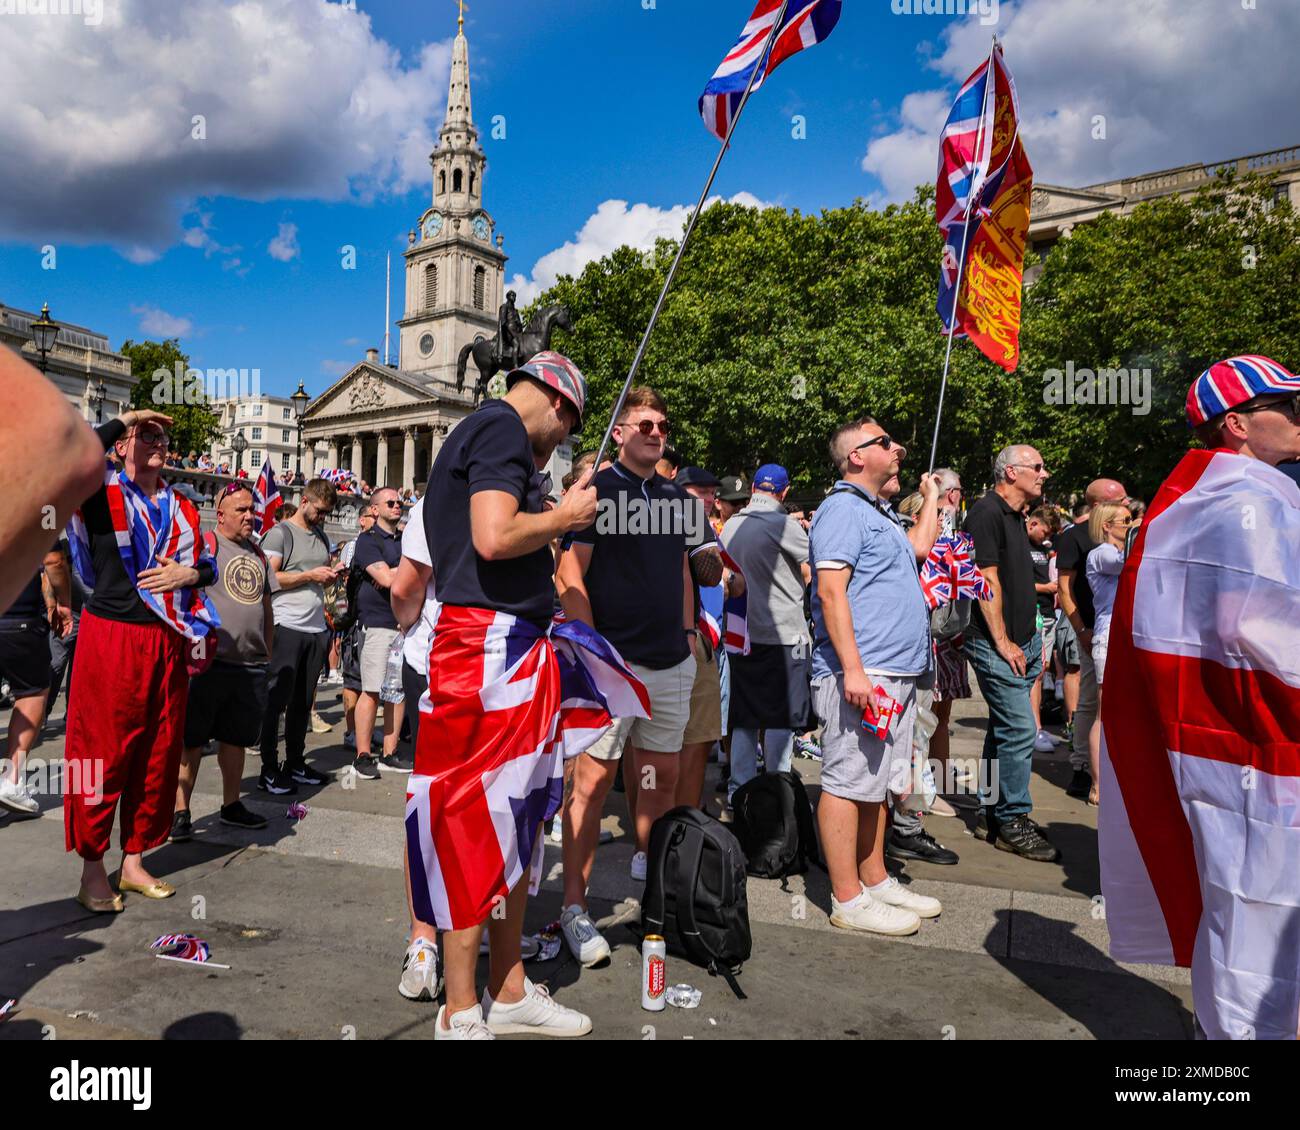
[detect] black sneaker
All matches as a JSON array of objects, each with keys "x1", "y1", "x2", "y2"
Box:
[
  {"x1": 1065, "y1": 769, "x2": 1093, "y2": 799},
  {"x1": 886, "y1": 828, "x2": 959, "y2": 866},
  {"x1": 257, "y1": 769, "x2": 298, "y2": 796},
  {"x1": 974, "y1": 809, "x2": 997, "y2": 842},
  {"x1": 352, "y1": 755, "x2": 382, "y2": 781},
  {"x1": 288, "y1": 762, "x2": 331, "y2": 787},
  {"x1": 169, "y1": 809, "x2": 193, "y2": 843},
  {"x1": 379, "y1": 752, "x2": 414, "y2": 774},
  {"x1": 220, "y1": 800, "x2": 269, "y2": 830},
  {"x1": 995, "y1": 814, "x2": 1061, "y2": 862}
]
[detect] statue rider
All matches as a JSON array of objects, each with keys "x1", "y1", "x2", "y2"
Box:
[{"x1": 497, "y1": 290, "x2": 524, "y2": 372}]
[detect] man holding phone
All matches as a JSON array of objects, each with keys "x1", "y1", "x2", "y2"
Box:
[
  {"x1": 258, "y1": 477, "x2": 343, "y2": 794},
  {"x1": 808, "y1": 416, "x2": 944, "y2": 938}
]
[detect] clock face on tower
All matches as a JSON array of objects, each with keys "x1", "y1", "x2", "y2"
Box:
[
  {"x1": 472, "y1": 214, "x2": 489, "y2": 241},
  {"x1": 422, "y1": 212, "x2": 444, "y2": 241}
]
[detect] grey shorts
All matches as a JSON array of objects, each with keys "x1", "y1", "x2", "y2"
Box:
[
  {"x1": 812, "y1": 673, "x2": 917, "y2": 803},
  {"x1": 359, "y1": 625, "x2": 400, "y2": 695},
  {"x1": 1055, "y1": 614, "x2": 1080, "y2": 669},
  {"x1": 586, "y1": 652, "x2": 697, "y2": 759}
]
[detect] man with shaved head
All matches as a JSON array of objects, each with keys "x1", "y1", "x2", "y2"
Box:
[
  {"x1": 964, "y1": 443, "x2": 1059, "y2": 861},
  {"x1": 1055, "y1": 476, "x2": 1126, "y2": 802}
]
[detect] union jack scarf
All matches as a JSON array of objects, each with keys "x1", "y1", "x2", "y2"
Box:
[
  {"x1": 67, "y1": 464, "x2": 219, "y2": 641},
  {"x1": 919, "y1": 532, "x2": 992, "y2": 611},
  {"x1": 720, "y1": 547, "x2": 751, "y2": 655}
]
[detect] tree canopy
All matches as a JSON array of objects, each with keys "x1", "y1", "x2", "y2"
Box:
[
  {"x1": 119, "y1": 337, "x2": 221, "y2": 457},
  {"x1": 536, "y1": 174, "x2": 1299, "y2": 503}
]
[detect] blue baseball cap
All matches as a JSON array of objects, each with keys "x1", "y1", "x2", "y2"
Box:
[{"x1": 753, "y1": 463, "x2": 789, "y2": 493}]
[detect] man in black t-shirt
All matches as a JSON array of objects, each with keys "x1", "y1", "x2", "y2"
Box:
[
  {"x1": 963, "y1": 444, "x2": 1059, "y2": 862},
  {"x1": 415, "y1": 352, "x2": 598, "y2": 1041},
  {"x1": 1055, "y1": 477, "x2": 1126, "y2": 799}
]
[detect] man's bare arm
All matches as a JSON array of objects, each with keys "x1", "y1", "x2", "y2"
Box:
[
  {"x1": 472, "y1": 470, "x2": 597, "y2": 561},
  {"x1": 556, "y1": 542, "x2": 595, "y2": 627},
  {"x1": 390, "y1": 558, "x2": 432, "y2": 632}
]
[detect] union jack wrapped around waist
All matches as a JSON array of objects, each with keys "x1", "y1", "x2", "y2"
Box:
[
  {"x1": 406, "y1": 604, "x2": 650, "y2": 930},
  {"x1": 919, "y1": 532, "x2": 992, "y2": 611}
]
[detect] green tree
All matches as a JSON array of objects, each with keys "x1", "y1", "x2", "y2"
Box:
[
  {"x1": 532, "y1": 175, "x2": 1300, "y2": 504},
  {"x1": 119, "y1": 338, "x2": 221, "y2": 458}
]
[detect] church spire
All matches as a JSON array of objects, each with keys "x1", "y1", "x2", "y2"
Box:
[{"x1": 441, "y1": 8, "x2": 476, "y2": 145}]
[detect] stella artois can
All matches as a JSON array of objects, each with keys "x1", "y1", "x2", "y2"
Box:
[{"x1": 641, "y1": 935, "x2": 667, "y2": 1011}]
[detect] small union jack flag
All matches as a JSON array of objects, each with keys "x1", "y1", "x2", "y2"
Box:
[
  {"x1": 252, "y1": 458, "x2": 282, "y2": 536},
  {"x1": 919, "y1": 532, "x2": 992, "y2": 611}
]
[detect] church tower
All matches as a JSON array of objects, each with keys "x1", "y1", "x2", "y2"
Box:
[{"x1": 398, "y1": 8, "x2": 507, "y2": 386}]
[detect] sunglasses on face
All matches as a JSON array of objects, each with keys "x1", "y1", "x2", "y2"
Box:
[
  {"x1": 379, "y1": 500, "x2": 403, "y2": 509},
  {"x1": 1236, "y1": 394, "x2": 1300, "y2": 420},
  {"x1": 622, "y1": 418, "x2": 670, "y2": 437},
  {"x1": 1012, "y1": 462, "x2": 1048, "y2": 474},
  {"x1": 133, "y1": 428, "x2": 172, "y2": 448},
  {"x1": 851, "y1": 434, "x2": 896, "y2": 456}
]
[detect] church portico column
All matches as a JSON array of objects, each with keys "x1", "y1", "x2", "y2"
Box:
[
  {"x1": 327, "y1": 438, "x2": 339, "y2": 469},
  {"x1": 304, "y1": 442, "x2": 317, "y2": 479},
  {"x1": 375, "y1": 431, "x2": 390, "y2": 488},
  {"x1": 402, "y1": 426, "x2": 417, "y2": 492},
  {"x1": 350, "y1": 434, "x2": 364, "y2": 478}
]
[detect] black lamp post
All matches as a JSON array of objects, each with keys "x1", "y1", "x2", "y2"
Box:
[
  {"x1": 90, "y1": 377, "x2": 107, "y2": 424},
  {"x1": 231, "y1": 430, "x2": 249, "y2": 475},
  {"x1": 30, "y1": 303, "x2": 60, "y2": 374},
  {"x1": 291, "y1": 381, "x2": 310, "y2": 482}
]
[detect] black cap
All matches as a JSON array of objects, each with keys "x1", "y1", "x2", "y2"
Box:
[
  {"x1": 718, "y1": 474, "x2": 751, "y2": 502},
  {"x1": 676, "y1": 465, "x2": 720, "y2": 489}
]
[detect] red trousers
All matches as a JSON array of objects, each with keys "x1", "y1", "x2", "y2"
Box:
[{"x1": 64, "y1": 611, "x2": 189, "y2": 860}]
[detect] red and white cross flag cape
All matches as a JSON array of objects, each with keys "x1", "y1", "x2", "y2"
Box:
[{"x1": 1099, "y1": 448, "x2": 1300, "y2": 1041}]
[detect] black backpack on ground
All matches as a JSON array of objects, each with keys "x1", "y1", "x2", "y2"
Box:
[
  {"x1": 731, "y1": 769, "x2": 822, "y2": 879},
  {"x1": 641, "y1": 807, "x2": 751, "y2": 981}
]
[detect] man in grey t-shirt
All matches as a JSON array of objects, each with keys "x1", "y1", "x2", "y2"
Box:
[
  {"x1": 257, "y1": 478, "x2": 344, "y2": 794},
  {"x1": 720, "y1": 463, "x2": 812, "y2": 802}
]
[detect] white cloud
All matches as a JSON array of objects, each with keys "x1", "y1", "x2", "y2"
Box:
[
  {"x1": 0, "y1": 0, "x2": 451, "y2": 257},
  {"x1": 320, "y1": 359, "x2": 351, "y2": 378},
  {"x1": 508, "y1": 192, "x2": 776, "y2": 304},
  {"x1": 268, "y1": 222, "x2": 301, "y2": 262},
  {"x1": 862, "y1": 0, "x2": 1300, "y2": 203},
  {"x1": 132, "y1": 304, "x2": 193, "y2": 339}
]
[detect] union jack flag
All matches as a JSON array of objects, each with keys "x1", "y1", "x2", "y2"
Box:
[
  {"x1": 320, "y1": 467, "x2": 354, "y2": 488},
  {"x1": 935, "y1": 43, "x2": 1020, "y2": 234},
  {"x1": 67, "y1": 466, "x2": 219, "y2": 642},
  {"x1": 720, "y1": 547, "x2": 751, "y2": 655},
  {"x1": 699, "y1": 0, "x2": 842, "y2": 141},
  {"x1": 252, "y1": 458, "x2": 282, "y2": 536},
  {"x1": 918, "y1": 532, "x2": 992, "y2": 611},
  {"x1": 406, "y1": 604, "x2": 649, "y2": 930}
]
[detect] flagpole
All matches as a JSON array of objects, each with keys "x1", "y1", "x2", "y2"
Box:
[
  {"x1": 927, "y1": 34, "x2": 997, "y2": 475},
  {"x1": 384, "y1": 251, "x2": 392, "y2": 366},
  {"x1": 576, "y1": 0, "x2": 791, "y2": 502}
]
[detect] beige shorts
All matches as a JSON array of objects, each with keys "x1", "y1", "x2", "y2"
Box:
[
  {"x1": 586, "y1": 651, "x2": 698, "y2": 759},
  {"x1": 682, "y1": 633, "x2": 722, "y2": 746},
  {"x1": 359, "y1": 626, "x2": 400, "y2": 695}
]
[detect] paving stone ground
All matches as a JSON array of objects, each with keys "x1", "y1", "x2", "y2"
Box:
[{"x1": 0, "y1": 685, "x2": 1192, "y2": 1040}]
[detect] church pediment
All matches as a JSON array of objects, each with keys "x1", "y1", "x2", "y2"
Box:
[{"x1": 305, "y1": 363, "x2": 435, "y2": 422}]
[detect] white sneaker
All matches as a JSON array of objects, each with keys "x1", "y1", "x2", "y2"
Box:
[
  {"x1": 434, "y1": 1003, "x2": 495, "y2": 1040},
  {"x1": 629, "y1": 851, "x2": 647, "y2": 882},
  {"x1": 547, "y1": 822, "x2": 563, "y2": 845},
  {"x1": 0, "y1": 777, "x2": 38, "y2": 816},
  {"x1": 560, "y1": 904, "x2": 611, "y2": 967},
  {"x1": 829, "y1": 891, "x2": 920, "y2": 937},
  {"x1": 398, "y1": 938, "x2": 442, "y2": 1001},
  {"x1": 927, "y1": 795, "x2": 959, "y2": 818},
  {"x1": 866, "y1": 876, "x2": 942, "y2": 919},
  {"x1": 482, "y1": 977, "x2": 592, "y2": 1037},
  {"x1": 1034, "y1": 729, "x2": 1058, "y2": 753}
]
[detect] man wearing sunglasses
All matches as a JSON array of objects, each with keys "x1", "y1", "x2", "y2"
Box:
[
  {"x1": 1100, "y1": 355, "x2": 1300, "y2": 1041},
  {"x1": 349, "y1": 486, "x2": 411, "y2": 779},
  {"x1": 964, "y1": 444, "x2": 1060, "y2": 863}
]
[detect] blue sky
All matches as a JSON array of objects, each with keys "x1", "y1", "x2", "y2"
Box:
[{"x1": 1, "y1": 0, "x2": 1295, "y2": 400}]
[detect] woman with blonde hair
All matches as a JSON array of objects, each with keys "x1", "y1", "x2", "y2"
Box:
[{"x1": 1082, "y1": 501, "x2": 1134, "y2": 805}]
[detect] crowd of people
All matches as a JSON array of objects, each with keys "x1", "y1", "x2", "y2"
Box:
[{"x1": 0, "y1": 339, "x2": 1297, "y2": 1041}]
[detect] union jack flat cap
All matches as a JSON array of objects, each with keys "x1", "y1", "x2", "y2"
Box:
[
  {"x1": 1186, "y1": 354, "x2": 1299, "y2": 427},
  {"x1": 506, "y1": 351, "x2": 587, "y2": 425}
]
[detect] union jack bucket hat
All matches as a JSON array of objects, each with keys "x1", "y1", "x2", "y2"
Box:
[
  {"x1": 1185, "y1": 354, "x2": 1300, "y2": 427},
  {"x1": 506, "y1": 351, "x2": 587, "y2": 425}
]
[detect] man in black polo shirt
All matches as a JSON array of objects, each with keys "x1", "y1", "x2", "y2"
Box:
[
  {"x1": 415, "y1": 352, "x2": 598, "y2": 1041},
  {"x1": 1055, "y1": 477, "x2": 1127, "y2": 799},
  {"x1": 351, "y1": 485, "x2": 410, "y2": 779},
  {"x1": 557, "y1": 385, "x2": 705, "y2": 959},
  {"x1": 964, "y1": 444, "x2": 1059, "y2": 862}
]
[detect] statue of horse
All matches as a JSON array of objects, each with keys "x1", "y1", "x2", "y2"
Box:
[{"x1": 456, "y1": 304, "x2": 574, "y2": 406}]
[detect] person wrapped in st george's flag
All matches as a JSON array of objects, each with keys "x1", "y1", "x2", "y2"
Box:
[
  {"x1": 405, "y1": 353, "x2": 649, "y2": 938},
  {"x1": 1099, "y1": 355, "x2": 1300, "y2": 1040}
]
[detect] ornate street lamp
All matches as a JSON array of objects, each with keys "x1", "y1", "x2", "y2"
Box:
[
  {"x1": 231, "y1": 430, "x2": 249, "y2": 475},
  {"x1": 90, "y1": 377, "x2": 107, "y2": 424},
  {"x1": 291, "y1": 380, "x2": 310, "y2": 482},
  {"x1": 30, "y1": 303, "x2": 60, "y2": 374}
]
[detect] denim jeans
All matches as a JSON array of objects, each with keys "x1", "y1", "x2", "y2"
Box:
[
  {"x1": 728, "y1": 727, "x2": 794, "y2": 801},
  {"x1": 963, "y1": 630, "x2": 1043, "y2": 822}
]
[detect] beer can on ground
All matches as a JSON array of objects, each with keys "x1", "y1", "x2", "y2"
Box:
[{"x1": 642, "y1": 935, "x2": 666, "y2": 1011}]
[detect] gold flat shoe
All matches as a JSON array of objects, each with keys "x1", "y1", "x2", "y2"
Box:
[
  {"x1": 76, "y1": 887, "x2": 124, "y2": 914},
  {"x1": 117, "y1": 878, "x2": 176, "y2": 899}
]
